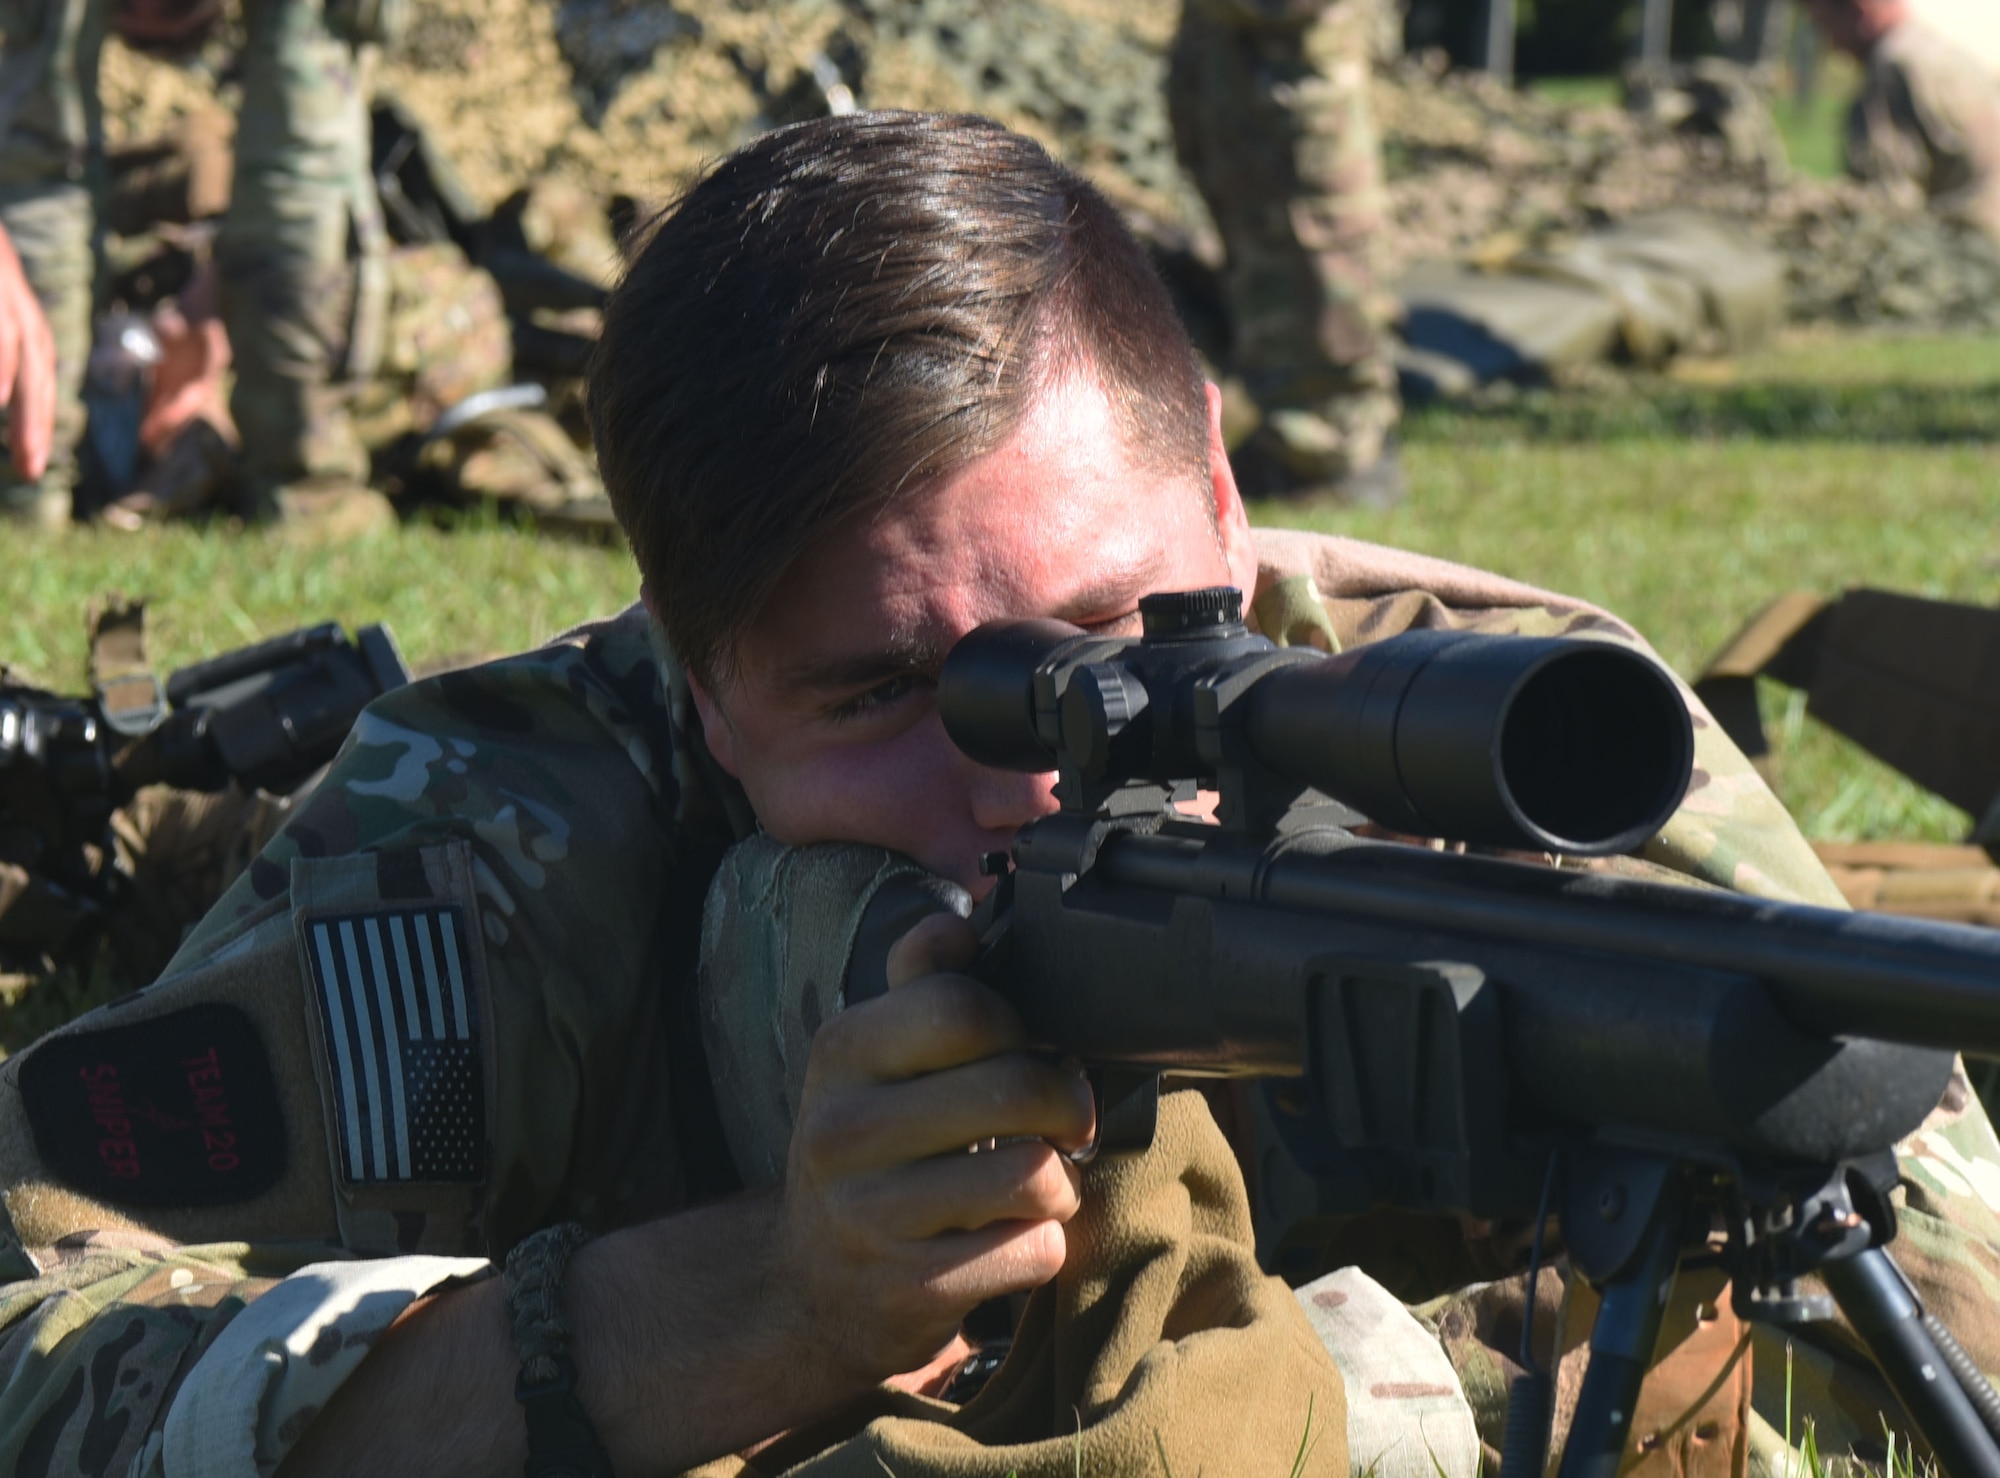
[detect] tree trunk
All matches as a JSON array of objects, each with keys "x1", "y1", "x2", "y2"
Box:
[
  {"x1": 1484, "y1": 0, "x2": 1515, "y2": 83},
  {"x1": 1640, "y1": 0, "x2": 1674, "y2": 64}
]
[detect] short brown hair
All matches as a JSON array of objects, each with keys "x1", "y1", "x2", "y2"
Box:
[{"x1": 588, "y1": 111, "x2": 1210, "y2": 686}]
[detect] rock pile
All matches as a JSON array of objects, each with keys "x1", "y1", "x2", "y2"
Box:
[
  {"x1": 1375, "y1": 56, "x2": 2000, "y2": 333},
  {"x1": 373, "y1": 0, "x2": 1193, "y2": 225}
]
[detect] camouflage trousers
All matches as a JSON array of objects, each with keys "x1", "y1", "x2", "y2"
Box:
[
  {"x1": 1168, "y1": 0, "x2": 1401, "y2": 489},
  {"x1": 220, "y1": 0, "x2": 381, "y2": 502},
  {"x1": 0, "y1": 0, "x2": 378, "y2": 521}
]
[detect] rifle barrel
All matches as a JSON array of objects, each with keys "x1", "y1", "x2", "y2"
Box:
[{"x1": 1094, "y1": 832, "x2": 2000, "y2": 1057}]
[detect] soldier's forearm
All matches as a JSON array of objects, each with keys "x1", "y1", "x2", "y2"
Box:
[{"x1": 278, "y1": 1189, "x2": 862, "y2": 1478}]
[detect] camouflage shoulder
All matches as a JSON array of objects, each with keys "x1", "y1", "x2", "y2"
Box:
[
  {"x1": 1253, "y1": 552, "x2": 1839, "y2": 905},
  {"x1": 175, "y1": 600, "x2": 694, "y2": 962},
  {"x1": 1643, "y1": 688, "x2": 1846, "y2": 906}
]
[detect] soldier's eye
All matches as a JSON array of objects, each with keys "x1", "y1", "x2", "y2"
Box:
[
  {"x1": 1080, "y1": 611, "x2": 1143, "y2": 636},
  {"x1": 827, "y1": 673, "x2": 932, "y2": 723}
]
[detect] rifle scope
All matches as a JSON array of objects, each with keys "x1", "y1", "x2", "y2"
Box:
[{"x1": 939, "y1": 588, "x2": 1694, "y2": 857}]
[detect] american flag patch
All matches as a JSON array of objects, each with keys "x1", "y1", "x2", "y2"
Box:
[{"x1": 302, "y1": 908, "x2": 485, "y2": 1185}]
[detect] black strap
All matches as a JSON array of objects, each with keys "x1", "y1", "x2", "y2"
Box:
[
  {"x1": 515, "y1": 1366, "x2": 617, "y2": 1478},
  {"x1": 504, "y1": 1222, "x2": 617, "y2": 1478}
]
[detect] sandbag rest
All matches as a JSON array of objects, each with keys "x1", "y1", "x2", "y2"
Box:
[{"x1": 1394, "y1": 211, "x2": 1785, "y2": 400}]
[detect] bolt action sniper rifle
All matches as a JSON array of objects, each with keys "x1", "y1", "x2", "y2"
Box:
[
  {"x1": 852, "y1": 587, "x2": 2000, "y2": 1478},
  {"x1": 0, "y1": 621, "x2": 410, "y2": 968}
]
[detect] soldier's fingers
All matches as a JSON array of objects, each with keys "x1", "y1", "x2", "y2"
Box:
[
  {"x1": 837, "y1": 1140, "x2": 1084, "y2": 1241},
  {"x1": 802, "y1": 1051, "x2": 1095, "y2": 1175},
  {"x1": 0, "y1": 302, "x2": 19, "y2": 414},
  {"x1": 906, "y1": 1218, "x2": 1070, "y2": 1309},
  {"x1": 810, "y1": 974, "x2": 1029, "y2": 1086},
  {"x1": 12, "y1": 303, "x2": 55, "y2": 481},
  {"x1": 885, "y1": 911, "x2": 980, "y2": 989}
]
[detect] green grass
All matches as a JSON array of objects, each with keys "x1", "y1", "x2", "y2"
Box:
[
  {"x1": 1773, "y1": 85, "x2": 1850, "y2": 181},
  {"x1": 0, "y1": 510, "x2": 641, "y2": 688},
  {"x1": 1528, "y1": 77, "x2": 1621, "y2": 109},
  {"x1": 1531, "y1": 57, "x2": 1856, "y2": 182},
  {"x1": 1773, "y1": 53, "x2": 1862, "y2": 181}
]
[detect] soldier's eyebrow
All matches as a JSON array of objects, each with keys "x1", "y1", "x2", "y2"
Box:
[
  {"x1": 772, "y1": 635, "x2": 947, "y2": 697},
  {"x1": 1046, "y1": 562, "x2": 1167, "y2": 627},
  {"x1": 770, "y1": 556, "x2": 1174, "y2": 697}
]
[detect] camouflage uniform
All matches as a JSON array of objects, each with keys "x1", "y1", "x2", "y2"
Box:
[
  {"x1": 1847, "y1": 14, "x2": 2000, "y2": 241},
  {"x1": 1168, "y1": 0, "x2": 1402, "y2": 498},
  {"x1": 0, "y1": 0, "x2": 381, "y2": 522},
  {"x1": 0, "y1": 531, "x2": 1994, "y2": 1474}
]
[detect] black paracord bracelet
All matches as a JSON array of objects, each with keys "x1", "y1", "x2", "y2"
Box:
[{"x1": 504, "y1": 1221, "x2": 617, "y2": 1478}]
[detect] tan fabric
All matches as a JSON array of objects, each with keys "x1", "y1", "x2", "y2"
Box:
[
  {"x1": 689, "y1": 1092, "x2": 1346, "y2": 1478},
  {"x1": 1252, "y1": 529, "x2": 1598, "y2": 623}
]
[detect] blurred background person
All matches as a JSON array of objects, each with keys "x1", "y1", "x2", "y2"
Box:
[
  {"x1": 1804, "y1": 0, "x2": 2000, "y2": 237},
  {"x1": 1170, "y1": 0, "x2": 1405, "y2": 508}
]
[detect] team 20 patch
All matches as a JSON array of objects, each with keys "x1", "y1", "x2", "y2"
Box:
[
  {"x1": 301, "y1": 908, "x2": 486, "y2": 1185},
  {"x1": 19, "y1": 1003, "x2": 285, "y2": 1207}
]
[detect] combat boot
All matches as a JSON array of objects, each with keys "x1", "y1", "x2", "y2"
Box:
[{"x1": 0, "y1": 478, "x2": 72, "y2": 529}]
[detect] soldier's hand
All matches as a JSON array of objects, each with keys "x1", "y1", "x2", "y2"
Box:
[
  {"x1": 0, "y1": 224, "x2": 57, "y2": 483},
  {"x1": 140, "y1": 291, "x2": 232, "y2": 454},
  {"x1": 778, "y1": 910, "x2": 1094, "y2": 1383}
]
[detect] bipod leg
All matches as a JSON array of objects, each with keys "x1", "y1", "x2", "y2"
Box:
[
  {"x1": 1823, "y1": 1247, "x2": 2000, "y2": 1478},
  {"x1": 1555, "y1": 1196, "x2": 1683, "y2": 1478}
]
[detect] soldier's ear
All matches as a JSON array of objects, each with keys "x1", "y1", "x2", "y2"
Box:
[
  {"x1": 685, "y1": 672, "x2": 742, "y2": 779},
  {"x1": 646, "y1": 579, "x2": 743, "y2": 777},
  {"x1": 1205, "y1": 383, "x2": 1259, "y2": 598}
]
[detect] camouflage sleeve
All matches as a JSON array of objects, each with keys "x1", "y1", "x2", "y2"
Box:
[
  {"x1": 0, "y1": 1232, "x2": 483, "y2": 1476},
  {"x1": 152, "y1": 601, "x2": 747, "y2": 1254},
  {"x1": 0, "y1": 604, "x2": 744, "y2": 1466}
]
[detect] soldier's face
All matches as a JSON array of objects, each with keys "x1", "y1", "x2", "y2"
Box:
[{"x1": 686, "y1": 369, "x2": 1259, "y2": 894}]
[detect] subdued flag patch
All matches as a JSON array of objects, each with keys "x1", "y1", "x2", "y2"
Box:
[{"x1": 300, "y1": 908, "x2": 485, "y2": 1185}]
